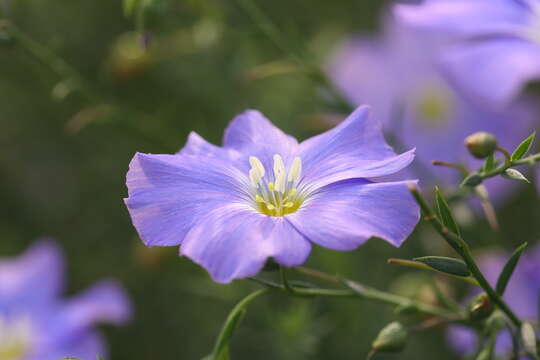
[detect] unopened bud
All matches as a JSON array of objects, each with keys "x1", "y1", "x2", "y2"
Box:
[
  {"x1": 372, "y1": 322, "x2": 408, "y2": 353},
  {"x1": 465, "y1": 132, "x2": 498, "y2": 158},
  {"x1": 468, "y1": 293, "x2": 494, "y2": 321}
]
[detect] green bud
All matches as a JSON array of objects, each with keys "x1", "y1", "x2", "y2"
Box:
[
  {"x1": 468, "y1": 293, "x2": 494, "y2": 322},
  {"x1": 372, "y1": 322, "x2": 408, "y2": 353},
  {"x1": 465, "y1": 132, "x2": 498, "y2": 158}
]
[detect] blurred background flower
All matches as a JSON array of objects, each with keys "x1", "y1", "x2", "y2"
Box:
[
  {"x1": 394, "y1": 0, "x2": 540, "y2": 108},
  {"x1": 0, "y1": 240, "x2": 131, "y2": 360},
  {"x1": 328, "y1": 13, "x2": 538, "y2": 203}
]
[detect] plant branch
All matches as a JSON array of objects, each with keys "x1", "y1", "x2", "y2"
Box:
[{"x1": 409, "y1": 185, "x2": 523, "y2": 328}]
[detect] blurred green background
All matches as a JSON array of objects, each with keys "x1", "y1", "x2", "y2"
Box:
[{"x1": 1, "y1": 0, "x2": 539, "y2": 359}]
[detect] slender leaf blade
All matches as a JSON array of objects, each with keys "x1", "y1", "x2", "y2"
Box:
[
  {"x1": 414, "y1": 256, "x2": 470, "y2": 277},
  {"x1": 496, "y1": 242, "x2": 527, "y2": 295},
  {"x1": 435, "y1": 187, "x2": 461, "y2": 236},
  {"x1": 483, "y1": 154, "x2": 495, "y2": 173},
  {"x1": 511, "y1": 132, "x2": 536, "y2": 161}
]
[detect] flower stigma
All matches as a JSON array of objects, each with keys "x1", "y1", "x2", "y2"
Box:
[
  {"x1": 0, "y1": 315, "x2": 32, "y2": 360},
  {"x1": 248, "y1": 154, "x2": 304, "y2": 216}
]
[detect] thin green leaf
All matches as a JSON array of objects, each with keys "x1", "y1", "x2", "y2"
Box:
[
  {"x1": 496, "y1": 242, "x2": 527, "y2": 295},
  {"x1": 511, "y1": 131, "x2": 536, "y2": 161},
  {"x1": 503, "y1": 168, "x2": 530, "y2": 183},
  {"x1": 483, "y1": 154, "x2": 495, "y2": 173},
  {"x1": 435, "y1": 187, "x2": 461, "y2": 236},
  {"x1": 210, "y1": 289, "x2": 267, "y2": 360},
  {"x1": 460, "y1": 173, "x2": 483, "y2": 187},
  {"x1": 414, "y1": 256, "x2": 470, "y2": 277}
]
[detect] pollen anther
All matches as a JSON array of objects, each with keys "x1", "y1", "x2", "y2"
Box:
[{"x1": 247, "y1": 154, "x2": 304, "y2": 216}]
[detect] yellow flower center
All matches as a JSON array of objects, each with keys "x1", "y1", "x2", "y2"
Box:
[
  {"x1": 413, "y1": 82, "x2": 452, "y2": 129},
  {"x1": 248, "y1": 154, "x2": 304, "y2": 216},
  {"x1": 0, "y1": 315, "x2": 31, "y2": 360}
]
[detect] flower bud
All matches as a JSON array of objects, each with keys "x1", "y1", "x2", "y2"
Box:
[
  {"x1": 468, "y1": 293, "x2": 494, "y2": 322},
  {"x1": 372, "y1": 322, "x2": 408, "y2": 353},
  {"x1": 465, "y1": 132, "x2": 498, "y2": 158}
]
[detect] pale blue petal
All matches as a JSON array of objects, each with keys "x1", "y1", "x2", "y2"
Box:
[
  {"x1": 446, "y1": 325, "x2": 477, "y2": 355},
  {"x1": 394, "y1": 0, "x2": 529, "y2": 37},
  {"x1": 180, "y1": 204, "x2": 311, "y2": 283},
  {"x1": 32, "y1": 330, "x2": 106, "y2": 360},
  {"x1": 287, "y1": 179, "x2": 420, "y2": 250},
  {"x1": 442, "y1": 38, "x2": 540, "y2": 106},
  {"x1": 178, "y1": 131, "x2": 241, "y2": 161},
  {"x1": 0, "y1": 240, "x2": 63, "y2": 310},
  {"x1": 328, "y1": 37, "x2": 398, "y2": 126},
  {"x1": 299, "y1": 106, "x2": 415, "y2": 188},
  {"x1": 223, "y1": 110, "x2": 299, "y2": 170},
  {"x1": 125, "y1": 153, "x2": 249, "y2": 247}
]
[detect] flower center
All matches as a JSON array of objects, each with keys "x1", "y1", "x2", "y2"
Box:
[
  {"x1": 0, "y1": 315, "x2": 32, "y2": 360},
  {"x1": 248, "y1": 154, "x2": 304, "y2": 216},
  {"x1": 412, "y1": 82, "x2": 453, "y2": 129}
]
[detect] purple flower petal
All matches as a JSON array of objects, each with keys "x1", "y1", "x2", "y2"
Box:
[
  {"x1": 299, "y1": 106, "x2": 415, "y2": 188},
  {"x1": 442, "y1": 38, "x2": 540, "y2": 107},
  {"x1": 0, "y1": 240, "x2": 63, "y2": 310},
  {"x1": 223, "y1": 110, "x2": 299, "y2": 169},
  {"x1": 125, "y1": 152, "x2": 248, "y2": 247},
  {"x1": 58, "y1": 280, "x2": 131, "y2": 330},
  {"x1": 394, "y1": 0, "x2": 529, "y2": 38},
  {"x1": 178, "y1": 131, "x2": 236, "y2": 160},
  {"x1": 287, "y1": 179, "x2": 420, "y2": 250},
  {"x1": 328, "y1": 37, "x2": 397, "y2": 124},
  {"x1": 32, "y1": 330, "x2": 106, "y2": 360},
  {"x1": 180, "y1": 203, "x2": 311, "y2": 283},
  {"x1": 446, "y1": 325, "x2": 477, "y2": 355}
]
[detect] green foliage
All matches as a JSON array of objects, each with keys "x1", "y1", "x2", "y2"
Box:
[
  {"x1": 413, "y1": 256, "x2": 470, "y2": 277},
  {"x1": 434, "y1": 187, "x2": 461, "y2": 236},
  {"x1": 511, "y1": 131, "x2": 536, "y2": 161},
  {"x1": 483, "y1": 154, "x2": 495, "y2": 173},
  {"x1": 496, "y1": 242, "x2": 527, "y2": 295}
]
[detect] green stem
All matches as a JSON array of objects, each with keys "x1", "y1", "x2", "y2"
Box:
[
  {"x1": 409, "y1": 185, "x2": 523, "y2": 328},
  {"x1": 252, "y1": 269, "x2": 458, "y2": 320},
  {"x1": 211, "y1": 288, "x2": 268, "y2": 359},
  {"x1": 1, "y1": 20, "x2": 99, "y2": 103},
  {"x1": 471, "y1": 152, "x2": 540, "y2": 184}
]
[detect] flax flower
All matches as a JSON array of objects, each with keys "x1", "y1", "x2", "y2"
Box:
[
  {"x1": 395, "y1": 0, "x2": 540, "y2": 107},
  {"x1": 125, "y1": 106, "x2": 420, "y2": 283},
  {"x1": 0, "y1": 240, "x2": 131, "y2": 360}
]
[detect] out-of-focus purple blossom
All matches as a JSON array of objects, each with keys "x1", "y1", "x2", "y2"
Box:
[
  {"x1": 329, "y1": 16, "x2": 537, "y2": 199},
  {"x1": 0, "y1": 240, "x2": 131, "y2": 360},
  {"x1": 447, "y1": 244, "x2": 540, "y2": 357},
  {"x1": 394, "y1": 0, "x2": 540, "y2": 108},
  {"x1": 124, "y1": 106, "x2": 420, "y2": 283}
]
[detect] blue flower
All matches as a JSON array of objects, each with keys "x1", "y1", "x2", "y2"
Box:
[
  {"x1": 328, "y1": 16, "x2": 536, "y2": 197},
  {"x1": 124, "y1": 106, "x2": 420, "y2": 283},
  {"x1": 0, "y1": 240, "x2": 131, "y2": 360},
  {"x1": 394, "y1": 0, "x2": 540, "y2": 107},
  {"x1": 447, "y1": 244, "x2": 540, "y2": 357}
]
